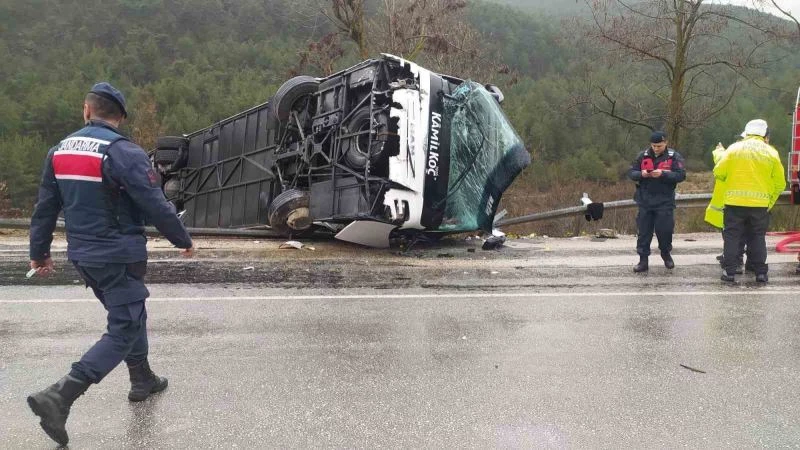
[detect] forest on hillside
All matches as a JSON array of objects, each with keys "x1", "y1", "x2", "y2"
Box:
[{"x1": 1, "y1": 0, "x2": 798, "y2": 227}]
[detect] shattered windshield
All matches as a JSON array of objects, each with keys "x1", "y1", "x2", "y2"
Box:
[{"x1": 437, "y1": 81, "x2": 526, "y2": 232}]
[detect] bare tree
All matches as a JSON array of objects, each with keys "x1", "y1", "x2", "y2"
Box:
[
  {"x1": 572, "y1": 0, "x2": 792, "y2": 147},
  {"x1": 129, "y1": 90, "x2": 164, "y2": 152},
  {"x1": 755, "y1": 0, "x2": 800, "y2": 38},
  {"x1": 295, "y1": 0, "x2": 508, "y2": 83},
  {"x1": 368, "y1": 0, "x2": 467, "y2": 60},
  {"x1": 371, "y1": 0, "x2": 507, "y2": 82},
  {"x1": 294, "y1": 32, "x2": 345, "y2": 76},
  {"x1": 422, "y1": 18, "x2": 509, "y2": 83},
  {"x1": 325, "y1": 0, "x2": 370, "y2": 58}
]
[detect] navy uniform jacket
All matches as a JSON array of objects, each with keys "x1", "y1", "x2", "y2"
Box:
[
  {"x1": 30, "y1": 120, "x2": 192, "y2": 263},
  {"x1": 627, "y1": 147, "x2": 686, "y2": 209}
]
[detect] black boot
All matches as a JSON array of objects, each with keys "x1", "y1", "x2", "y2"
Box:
[
  {"x1": 661, "y1": 252, "x2": 675, "y2": 269},
  {"x1": 720, "y1": 256, "x2": 744, "y2": 274},
  {"x1": 128, "y1": 359, "x2": 168, "y2": 402},
  {"x1": 754, "y1": 264, "x2": 769, "y2": 283},
  {"x1": 27, "y1": 374, "x2": 90, "y2": 446},
  {"x1": 721, "y1": 269, "x2": 735, "y2": 282},
  {"x1": 633, "y1": 256, "x2": 648, "y2": 273}
]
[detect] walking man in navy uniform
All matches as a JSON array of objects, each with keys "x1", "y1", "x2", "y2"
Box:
[
  {"x1": 628, "y1": 131, "x2": 686, "y2": 272},
  {"x1": 26, "y1": 82, "x2": 194, "y2": 446}
]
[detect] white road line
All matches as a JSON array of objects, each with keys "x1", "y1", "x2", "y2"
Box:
[{"x1": 0, "y1": 290, "x2": 798, "y2": 304}]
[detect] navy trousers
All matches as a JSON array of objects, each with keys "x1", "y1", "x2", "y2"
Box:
[
  {"x1": 636, "y1": 207, "x2": 674, "y2": 257},
  {"x1": 719, "y1": 229, "x2": 748, "y2": 266},
  {"x1": 69, "y1": 261, "x2": 150, "y2": 384},
  {"x1": 723, "y1": 206, "x2": 769, "y2": 275}
]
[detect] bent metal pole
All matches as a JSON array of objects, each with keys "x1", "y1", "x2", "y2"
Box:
[{"x1": 494, "y1": 191, "x2": 790, "y2": 228}]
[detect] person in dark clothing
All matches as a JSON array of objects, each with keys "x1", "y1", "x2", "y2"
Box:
[
  {"x1": 709, "y1": 141, "x2": 749, "y2": 274},
  {"x1": 627, "y1": 131, "x2": 687, "y2": 272},
  {"x1": 714, "y1": 119, "x2": 785, "y2": 283},
  {"x1": 26, "y1": 82, "x2": 194, "y2": 446}
]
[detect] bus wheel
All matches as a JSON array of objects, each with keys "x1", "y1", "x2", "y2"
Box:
[{"x1": 268, "y1": 189, "x2": 312, "y2": 236}]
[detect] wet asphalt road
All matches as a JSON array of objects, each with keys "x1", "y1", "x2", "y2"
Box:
[{"x1": 2, "y1": 234, "x2": 800, "y2": 448}]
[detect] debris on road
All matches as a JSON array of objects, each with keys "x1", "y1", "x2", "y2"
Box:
[
  {"x1": 280, "y1": 240, "x2": 304, "y2": 249},
  {"x1": 679, "y1": 364, "x2": 706, "y2": 374},
  {"x1": 279, "y1": 240, "x2": 316, "y2": 251},
  {"x1": 596, "y1": 228, "x2": 618, "y2": 239},
  {"x1": 242, "y1": 266, "x2": 255, "y2": 271},
  {"x1": 483, "y1": 235, "x2": 507, "y2": 250}
]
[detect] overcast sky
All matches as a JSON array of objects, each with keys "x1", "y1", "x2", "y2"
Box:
[{"x1": 710, "y1": 0, "x2": 800, "y2": 15}]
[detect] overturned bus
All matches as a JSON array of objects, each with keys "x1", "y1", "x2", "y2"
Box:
[{"x1": 151, "y1": 54, "x2": 530, "y2": 246}]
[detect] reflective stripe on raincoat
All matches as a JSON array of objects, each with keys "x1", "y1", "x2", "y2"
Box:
[{"x1": 713, "y1": 136, "x2": 785, "y2": 209}]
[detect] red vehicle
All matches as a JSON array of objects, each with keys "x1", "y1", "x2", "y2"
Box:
[
  {"x1": 789, "y1": 87, "x2": 800, "y2": 202},
  {"x1": 777, "y1": 87, "x2": 800, "y2": 270}
]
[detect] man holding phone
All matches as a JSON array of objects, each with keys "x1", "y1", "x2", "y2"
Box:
[{"x1": 628, "y1": 131, "x2": 687, "y2": 272}]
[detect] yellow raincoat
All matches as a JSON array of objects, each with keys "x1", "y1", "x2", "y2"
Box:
[
  {"x1": 704, "y1": 143, "x2": 727, "y2": 229},
  {"x1": 713, "y1": 136, "x2": 785, "y2": 210}
]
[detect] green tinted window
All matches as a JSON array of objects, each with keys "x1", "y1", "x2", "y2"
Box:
[{"x1": 438, "y1": 82, "x2": 525, "y2": 232}]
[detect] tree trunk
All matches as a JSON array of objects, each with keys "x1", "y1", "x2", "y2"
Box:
[
  {"x1": 667, "y1": 5, "x2": 687, "y2": 148},
  {"x1": 667, "y1": 71, "x2": 685, "y2": 148}
]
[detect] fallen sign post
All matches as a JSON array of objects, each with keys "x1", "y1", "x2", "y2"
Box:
[{"x1": 495, "y1": 191, "x2": 791, "y2": 227}]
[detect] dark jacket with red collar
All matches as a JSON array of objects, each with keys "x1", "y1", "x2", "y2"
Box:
[
  {"x1": 30, "y1": 120, "x2": 192, "y2": 263},
  {"x1": 628, "y1": 147, "x2": 686, "y2": 209}
]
